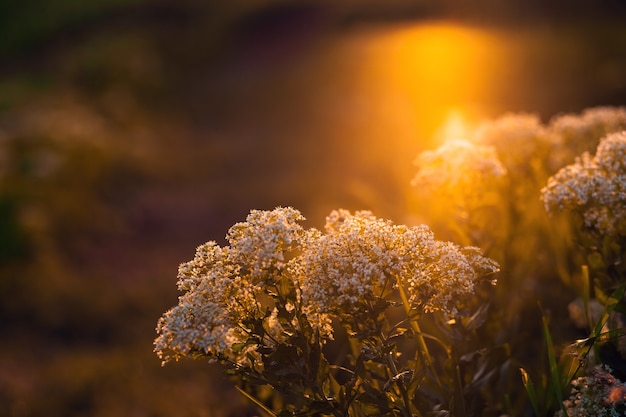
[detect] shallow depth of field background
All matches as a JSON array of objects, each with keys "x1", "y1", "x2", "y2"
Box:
[{"x1": 1, "y1": 1, "x2": 626, "y2": 416}]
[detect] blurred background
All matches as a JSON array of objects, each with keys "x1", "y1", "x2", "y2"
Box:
[{"x1": 1, "y1": 0, "x2": 626, "y2": 415}]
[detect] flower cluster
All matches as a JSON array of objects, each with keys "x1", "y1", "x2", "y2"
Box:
[
  {"x1": 541, "y1": 132, "x2": 626, "y2": 237},
  {"x1": 414, "y1": 107, "x2": 626, "y2": 191},
  {"x1": 155, "y1": 207, "x2": 499, "y2": 367},
  {"x1": 557, "y1": 365, "x2": 626, "y2": 417},
  {"x1": 472, "y1": 113, "x2": 550, "y2": 173},
  {"x1": 548, "y1": 106, "x2": 626, "y2": 168},
  {"x1": 302, "y1": 209, "x2": 499, "y2": 316},
  {"x1": 411, "y1": 139, "x2": 509, "y2": 245},
  {"x1": 412, "y1": 139, "x2": 507, "y2": 195},
  {"x1": 154, "y1": 207, "x2": 332, "y2": 366},
  {"x1": 226, "y1": 207, "x2": 307, "y2": 282}
]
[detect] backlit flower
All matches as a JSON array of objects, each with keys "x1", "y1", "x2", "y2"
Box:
[
  {"x1": 301, "y1": 210, "x2": 499, "y2": 316},
  {"x1": 548, "y1": 106, "x2": 626, "y2": 169},
  {"x1": 541, "y1": 132, "x2": 626, "y2": 237},
  {"x1": 412, "y1": 139, "x2": 506, "y2": 194}
]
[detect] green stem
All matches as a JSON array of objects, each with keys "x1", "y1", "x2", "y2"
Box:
[
  {"x1": 394, "y1": 274, "x2": 444, "y2": 393},
  {"x1": 454, "y1": 364, "x2": 468, "y2": 417},
  {"x1": 381, "y1": 331, "x2": 418, "y2": 417},
  {"x1": 387, "y1": 354, "x2": 414, "y2": 417},
  {"x1": 394, "y1": 275, "x2": 432, "y2": 367}
]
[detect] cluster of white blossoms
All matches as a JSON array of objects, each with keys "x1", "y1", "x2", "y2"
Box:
[
  {"x1": 155, "y1": 207, "x2": 331, "y2": 366},
  {"x1": 155, "y1": 207, "x2": 499, "y2": 366},
  {"x1": 556, "y1": 365, "x2": 626, "y2": 417},
  {"x1": 225, "y1": 207, "x2": 307, "y2": 282},
  {"x1": 412, "y1": 139, "x2": 507, "y2": 197},
  {"x1": 412, "y1": 107, "x2": 626, "y2": 193},
  {"x1": 548, "y1": 106, "x2": 626, "y2": 165},
  {"x1": 301, "y1": 209, "x2": 499, "y2": 316},
  {"x1": 541, "y1": 132, "x2": 626, "y2": 237},
  {"x1": 472, "y1": 113, "x2": 550, "y2": 172}
]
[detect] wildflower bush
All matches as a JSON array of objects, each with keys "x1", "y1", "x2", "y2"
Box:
[
  {"x1": 155, "y1": 207, "x2": 499, "y2": 416},
  {"x1": 156, "y1": 107, "x2": 626, "y2": 416}
]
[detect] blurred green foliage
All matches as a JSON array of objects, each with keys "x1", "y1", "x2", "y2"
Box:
[{"x1": 0, "y1": 0, "x2": 144, "y2": 56}]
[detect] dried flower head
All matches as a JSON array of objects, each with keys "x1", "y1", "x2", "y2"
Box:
[
  {"x1": 548, "y1": 106, "x2": 626, "y2": 169},
  {"x1": 412, "y1": 139, "x2": 507, "y2": 194},
  {"x1": 154, "y1": 207, "x2": 332, "y2": 366},
  {"x1": 472, "y1": 113, "x2": 550, "y2": 172},
  {"x1": 557, "y1": 365, "x2": 626, "y2": 417},
  {"x1": 226, "y1": 207, "x2": 306, "y2": 283},
  {"x1": 541, "y1": 131, "x2": 626, "y2": 237},
  {"x1": 301, "y1": 210, "x2": 499, "y2": 316}
]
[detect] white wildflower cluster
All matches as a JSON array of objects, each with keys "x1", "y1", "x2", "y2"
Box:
[
  {"x1": 472, "y1": 113, "x2": 550, "y2": 172},
  {"x1": 155, "y1": 207, "x2": 331, "y2": 366},
  {"x1": 412, "y1": 107, "x2": 626, "y2": 196},
  {"x1": 412, "y1": 139, "x2": 507, "y2": 198},
  {"x1": 226, "y1": 207, "x2": 307, "y2": 282},
  {"x1": 541, "y1": 132, "x2": 626, "y2": 237},
  {"x1": 156, "y1": 207, "x2": 499, "y2": 366},
  {"x1": 556, "y1": 365, "x2": 626, "y2": 417},
  {"x1": 548, "y1": 106, "x2": 626, "y2": 168},
  {"x1": 301, "y1": 209, "x2": 499, "y2": 316}
]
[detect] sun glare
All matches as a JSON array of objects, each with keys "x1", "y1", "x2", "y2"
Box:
[
  {"x1": 436, "y1": 109, "x2": 469, "y2": 142},
  {"x1": 365, "y1": 22, "x2": 502, "y2": 146},
  {"x1": 335, "y1": 21, "x2": 506, "y2": 212}
]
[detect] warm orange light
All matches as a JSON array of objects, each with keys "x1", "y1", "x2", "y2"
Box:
[
  {"x1": 362, "y1": 22, "x2": 502, "y2": 146},
  {"x1": 435, "y1": 109, "x2": 469, "y2": 142},
  {"x1": 316, "y1": 21, "x2": 508, "y2": 216}
]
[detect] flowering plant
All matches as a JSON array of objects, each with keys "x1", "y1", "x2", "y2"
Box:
[
  {"x1": 538, "y1": 131, "x2": 626, "y2": 417},
  {"x1": 541, "y1": 131, "x2": 626, "y2": 323},
  {"x1": 155, "y1": 207, "x2": 499, "y2": 416},
  {"x1": 155, "y1": 106, "x2": 626, "y2": 416},
  {"x1": 542, "y1": 132, "x2": 626, "y2": 238},
  {"x1": 410, "y1": 108, "x2": 626, "y2": 416}
]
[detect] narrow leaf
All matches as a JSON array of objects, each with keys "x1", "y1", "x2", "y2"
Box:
[
  {"x1": 592, "y1": 283, "x2": 626, "y2": 340},
  {"x1": 234, "y1": 385, "x2": 277, "y2": 417},
  {"x1": 581, "y1": 265, "x2": 591, "y2": 330},
  {"x1": 520, "y1": 368, "x2": 540, "y2": 417}
]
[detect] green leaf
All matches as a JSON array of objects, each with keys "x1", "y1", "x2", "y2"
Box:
[
  {"x1": 388, "y1": 327, "x2": 413, "y2": 342},
  {"x1": 557, "y1": 342, "x2": 585, "y2": 395},
  {"x1": 462, "y1": 303, "x2": 489, "y2": 332},
  {"x1": 278, "y1": 274, "x2": 296, "y2": 299},
  {"x1": 520, "y1": 368, "x2": 540, "y2": 417},
  {"x1": 581, "y1": 265, "x2": 591, "y2": 329},
  {"x1": 592, "y1": 283, "x2": 626, "y2": 341},
  {"x1": 372, "y1": 298, "x2": 392, "y2": 316},
  {"x1": 542, "y1": 314, "x2": 567, "y2": 416},
  {"x1": 355, "y1": 386, "x2": 392, "y2": 414}
]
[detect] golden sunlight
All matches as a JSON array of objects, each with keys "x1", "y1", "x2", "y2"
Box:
[
  {"x1": 333, "y1": 22, "x2": 508, "y2": 214},
  {"x1": 435, "y1": 109, "x2": 470, "y2": 142},
  {"x1": 361, "y1": 22, "x2": 505, "y2": 146}
]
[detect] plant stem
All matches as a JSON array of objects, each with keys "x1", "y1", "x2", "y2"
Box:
[
  {"x1": 394, "y1": 274, "x2": 444, "y2": 392},
  {"x1": 394, "y1": 275, "x2": 432, "y2": 367},
  {"x1": 384, "y1": 348, "x2": 416, "y2": 417},
  {"x1": 235, "y1": 386, "x2": 278, "y2": 417}
]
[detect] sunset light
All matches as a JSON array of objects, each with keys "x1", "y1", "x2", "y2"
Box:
[
  {"x1": 436, "y1": 109, "x2": 470, "y2": 142},
  {"x1": 368, "y1": 22, "x2": 501, "y2": 144}
]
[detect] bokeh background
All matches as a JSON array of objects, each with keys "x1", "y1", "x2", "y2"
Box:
[{"x1": 1, "y1": 1, "x2": 626, "y2": 416}]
